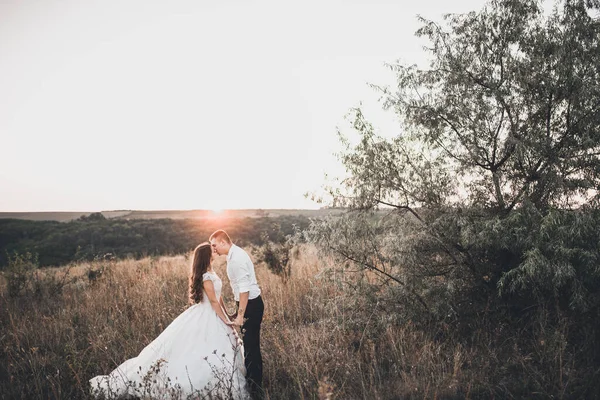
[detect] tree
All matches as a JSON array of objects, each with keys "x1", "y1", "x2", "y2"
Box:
[
  {"x1": 78, "y1": 212, "x2": 106, "y2": 222},
  {"x1": 310, "y1": 0, "x2": 600, "y2": 319}
]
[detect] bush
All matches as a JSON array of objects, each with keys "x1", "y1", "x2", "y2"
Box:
[
  {"x1": 2, "y1": 251, "x2": 38, "y2": 297},
  {"x1": 256, "y1": 234, "x2": 293, "y2": 282}
]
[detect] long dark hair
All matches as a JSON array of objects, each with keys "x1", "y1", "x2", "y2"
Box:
[{"x1": 189, "y1": 242, "x2": 212, "y2": 304}]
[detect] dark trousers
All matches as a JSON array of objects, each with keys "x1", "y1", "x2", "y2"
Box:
[{"x1": 237, "y1": 295, "x2": 264, "y2": 399}]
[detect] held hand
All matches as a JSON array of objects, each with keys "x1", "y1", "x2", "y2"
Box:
[{"x1": 233, "y1": 314, "x2": 245, "y2": 327}]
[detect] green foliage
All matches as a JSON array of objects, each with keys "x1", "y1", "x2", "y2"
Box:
[
  {"x1": 1, "y1": 251, "x2": 75, "y2": 298},
  {"x1": 309, "y1": 5, "x2": 600, "y2": 395},
  {"x1": 496, "y1": 205, "x2": 600, "y2": 311},
  {"x1": 78, "y1": 212, "x2": 106, "y2": 222},
  {"x1": 0, "y1": 215, "x2": 311, "y2": 269},
  {"x1": 256, "y1": 232, "x2": 293, "y2": 281},
  {"x1": 255, "y1": 222, "x2": 305, "y2": 281},
  {"x1": 2, "y1": 251, "x2": 38, "y2": 297},
  {"x1": 317, "y1": 0, "x2": 600, "y2": 316}
]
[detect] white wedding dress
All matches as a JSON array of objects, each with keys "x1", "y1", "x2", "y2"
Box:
[{"x1": 90, "y1": 271, "x2": 249, "y2": 399}]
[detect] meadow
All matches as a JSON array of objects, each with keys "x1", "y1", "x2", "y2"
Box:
[{"x1": 0, "y1": 244, "x2": 507, "y2": 400}]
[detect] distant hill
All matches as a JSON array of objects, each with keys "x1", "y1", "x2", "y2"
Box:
[
  {"x1": 0, "y1": 211, "x2": 324, "y2": 268},
  {"x1": 0, "y1": 208, "x2": 346, "y2": 222}
]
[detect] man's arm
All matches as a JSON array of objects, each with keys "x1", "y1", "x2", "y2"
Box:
[
  {"x1": 229, "y1": 256, "x2": 252, "y2": 325},
  {"x1": 234, "y1": 291, "x2": 249, "y2": 326}
]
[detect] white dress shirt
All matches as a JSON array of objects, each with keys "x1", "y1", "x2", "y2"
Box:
[{"x1": 226, "y1": 244, "x2": 261, "y2": 301}]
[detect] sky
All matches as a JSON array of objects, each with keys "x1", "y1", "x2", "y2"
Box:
[{"x1": 0, "y1": 0, "x2": 488, "y2": 212}]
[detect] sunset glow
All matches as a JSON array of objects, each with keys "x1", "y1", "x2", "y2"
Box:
[{"x1": 0, "y1": 0, "x2": 487, "y2": 212}]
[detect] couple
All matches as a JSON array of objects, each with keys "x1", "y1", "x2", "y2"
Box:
[{"x1": 89, "y1": 230, "x2": 265, "y2": 400}]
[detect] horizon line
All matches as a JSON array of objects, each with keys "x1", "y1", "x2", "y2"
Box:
[{"x1": 0, "y1": 207, "x2": 336, "y2": 213}]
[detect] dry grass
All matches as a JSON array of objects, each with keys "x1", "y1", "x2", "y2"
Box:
[{"x1": 0, "y1": 245, "x2": 544, "y2": 399}]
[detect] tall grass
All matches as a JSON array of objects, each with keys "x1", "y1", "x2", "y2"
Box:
[{"x1": 0, "y1": 246, "x2": 585, "y2": 399}]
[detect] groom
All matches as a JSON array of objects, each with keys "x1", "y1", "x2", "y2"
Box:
[{"x1": 209, "y1": 229, "x2": 264, "y2": 399}]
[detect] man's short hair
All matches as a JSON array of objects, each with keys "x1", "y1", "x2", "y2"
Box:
[{"x1": 210, "y1": 229, "x2": 232, "y2": 244}]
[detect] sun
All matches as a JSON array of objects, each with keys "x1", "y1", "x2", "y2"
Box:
[{"x1": 210, "y1": 208, "x2": 225, "y2": 216}]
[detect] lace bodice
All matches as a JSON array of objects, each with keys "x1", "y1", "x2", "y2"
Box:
[{"x1": 202, "y1": 271, "x2": 222, "y2": 300}]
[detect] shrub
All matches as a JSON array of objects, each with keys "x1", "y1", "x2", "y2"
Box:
[
  {"x1": 2, "y1": 251, "x2": 38, "y2": 297},
  {"x1": 257, "y1": 235, "x2": 293, "y2": 282}
]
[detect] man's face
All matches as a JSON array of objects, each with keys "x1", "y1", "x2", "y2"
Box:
[{"x1": 210, "y1": 238, "x2": 226, "y2": 256}]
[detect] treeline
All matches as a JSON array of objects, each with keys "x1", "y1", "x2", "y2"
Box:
[{"x1": 0, "y1": 213, "x2": 310, "y2": 268}]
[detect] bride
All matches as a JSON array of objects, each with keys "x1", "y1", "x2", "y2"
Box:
[{"x1": 90, "y1": 243, "x2": 249, "y2": 399}]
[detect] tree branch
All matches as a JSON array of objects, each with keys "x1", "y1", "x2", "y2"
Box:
[{"x1": 331, "y1": 245, "x2": 431, "y2": 312}]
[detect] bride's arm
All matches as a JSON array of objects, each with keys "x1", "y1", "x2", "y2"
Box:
[{"x1": 203, "y1": 280, "x2": 233, "y2": 325}]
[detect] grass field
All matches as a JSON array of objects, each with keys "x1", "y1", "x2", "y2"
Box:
[{"x1": 0, "y1": 245, "x2": 490, "y2": 400}]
